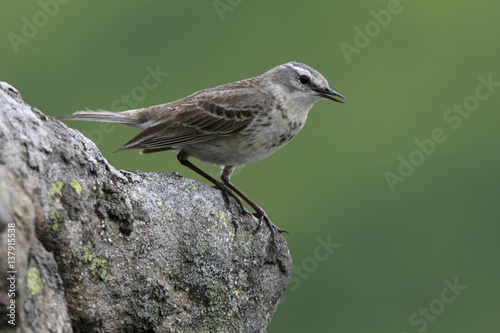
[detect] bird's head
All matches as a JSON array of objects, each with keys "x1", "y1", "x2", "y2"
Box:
[{"x1": 265, "y1": 62, "x2": 345, "y2": 106}]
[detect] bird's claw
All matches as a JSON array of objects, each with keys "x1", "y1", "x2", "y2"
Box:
[
  {"x1": 213, "y1": 183, "x2": 252, "y2": 216},
  {"x1": 213, "y1": 183, "x2": 287, "y2": 252},
  {"x1": 252, "y1": 209, "x2": 288, "y2": 252}
]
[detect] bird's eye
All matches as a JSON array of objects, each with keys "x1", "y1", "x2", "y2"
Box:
[{"x1": 299, "y1": 75, "x2": 310, "y2": 85}]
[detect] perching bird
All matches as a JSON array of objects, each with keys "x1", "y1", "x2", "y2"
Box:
[{"x1": 57, "y1": 62, "x2": 345, "y2": 249}]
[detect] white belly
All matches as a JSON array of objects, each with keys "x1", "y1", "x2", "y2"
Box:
[{"x1": 182, "y1": 104, "x2": 310, "y2": 166}]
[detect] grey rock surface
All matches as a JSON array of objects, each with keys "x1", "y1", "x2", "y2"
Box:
[{"x1": 0, "y1": 82, "x2": 292, "y2": 333}]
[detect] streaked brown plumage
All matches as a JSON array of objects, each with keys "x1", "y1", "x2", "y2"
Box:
[{"x1": 58, "y1": 62, "x2": 345, "y2": 250}]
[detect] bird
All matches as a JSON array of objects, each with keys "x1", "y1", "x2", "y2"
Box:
[{"x1": 57, "y1": 62, "x2": 345, "y2": 250}]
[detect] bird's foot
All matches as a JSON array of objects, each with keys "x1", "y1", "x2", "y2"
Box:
[
  {"x1": 213, "y1": 182, "x2": 252, "y2": 216},
  {"x1": 212, "y1": 182, "x2": 287, "y2": 252},
  {"x1": 252, "y1": 208, "x2": 288, "y2": 252}
]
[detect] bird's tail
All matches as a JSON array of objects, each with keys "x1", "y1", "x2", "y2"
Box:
[{"x1": 56, "y1": 109, "x2": 151, "y2": 130}]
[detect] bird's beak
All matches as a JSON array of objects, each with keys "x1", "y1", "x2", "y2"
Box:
[{"x1": 314, "y1": 87, "x2": 346, "y2": 103}]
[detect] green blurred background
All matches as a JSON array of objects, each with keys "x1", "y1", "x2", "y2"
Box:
[{"x1": 2, "y1": 1, "x2": 499, "y2": 332}]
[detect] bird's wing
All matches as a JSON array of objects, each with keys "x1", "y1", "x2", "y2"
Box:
[{"x1": 114, "y1": 84, "x2": 269, "y2": 153}]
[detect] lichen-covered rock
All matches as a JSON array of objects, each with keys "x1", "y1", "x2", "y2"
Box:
[{"x1": 0, "y1": 82, "x2": 292, "y2": 333}]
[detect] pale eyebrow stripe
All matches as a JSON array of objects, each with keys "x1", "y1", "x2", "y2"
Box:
[{"x1": 287, "y1": 64, "x2": 312, "y2": 77}]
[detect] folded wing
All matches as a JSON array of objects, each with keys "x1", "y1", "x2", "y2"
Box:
[{"x1": 114, "y1": 86, "x2": 268, "y2": 154}]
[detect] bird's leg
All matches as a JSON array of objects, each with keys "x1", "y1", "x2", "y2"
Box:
[
  {"x1": 177, "y1": 152, "x2": 249, "y2": 215},
  {"x1": 221, "y1": 166, "x2": 288, "y2": 251}
]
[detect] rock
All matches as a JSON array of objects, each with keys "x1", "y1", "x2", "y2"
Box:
[{"x1": 0, "y1": 82, "x2": 292, "y2": 333}]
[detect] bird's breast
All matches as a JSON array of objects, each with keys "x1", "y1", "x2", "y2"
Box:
[{"x1": 180, "y1": 103, "x2": 310, "y2": 166}]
